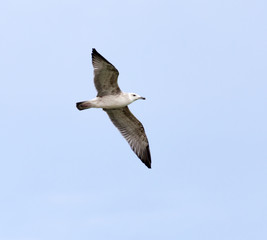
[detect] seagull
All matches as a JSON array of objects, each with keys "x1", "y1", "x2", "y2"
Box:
[{"x1": 76, "y1": 49, "x2": 151, "y2": 168}]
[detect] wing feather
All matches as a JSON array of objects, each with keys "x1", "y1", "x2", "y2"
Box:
[
  {"x1": 92, "y1": 49, "x2": 121, "y2": 97},
  {"x1": 104, "y1": 106, "x2": 151, "y2": 168}
]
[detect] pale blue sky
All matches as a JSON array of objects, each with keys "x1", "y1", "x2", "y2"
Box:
[{"x1": 0, "y1": 0, "x2": 267, "y2": 239}]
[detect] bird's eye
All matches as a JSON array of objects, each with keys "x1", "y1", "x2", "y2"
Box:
[{"x1": 133, "y1": 94, "x2": 136, "y2": 97}]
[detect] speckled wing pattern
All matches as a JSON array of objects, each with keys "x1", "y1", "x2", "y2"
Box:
[
  {"x1": 104, "y1": 106, "x2": 151, "y2": 168},
  {"x1": 92, "y1": 48, "x2": 121, "y2": 97}
]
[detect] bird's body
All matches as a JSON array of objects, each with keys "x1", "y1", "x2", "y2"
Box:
[
  {"x1": 77, "y1": 92, "x2": 144, "y2": 110},
  {"x1": 76, "y1": 48, "x2": 151, "y2": 168}
]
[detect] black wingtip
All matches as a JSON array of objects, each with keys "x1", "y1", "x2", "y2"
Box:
[
  {"x1": 91, "y1": 48, "x2": 114, "y2": 66},
  {"x1": 144, "y1": 162, "x2": 151, "y2": 169},
  {"x1": 92, "y1": 48, "x2": 98, "y2": 58},
  {"x1": 143, "y1": 145, "x2": 152, "y2": 169},
  {"x1": 92, "y1": 48, "x2": 102, "y2": 57}
]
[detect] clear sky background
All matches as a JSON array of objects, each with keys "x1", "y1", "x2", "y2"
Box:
[{"x1": 1, "y1": 0, "x2": 266, "y2": 239}]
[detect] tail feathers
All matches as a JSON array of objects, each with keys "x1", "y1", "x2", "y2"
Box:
[{"x1": 76, "y1": 101, "x2": 92, "y2": 111}]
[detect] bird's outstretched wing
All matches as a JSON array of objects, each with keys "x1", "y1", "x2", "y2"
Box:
[
  {"x1": 104, "y1": 106, "x2": 151, "y2": 168},
  {"x1": 92, "y1": 48, "x2": 121, "y2": 97}
]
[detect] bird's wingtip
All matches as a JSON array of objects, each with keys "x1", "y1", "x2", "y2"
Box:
[
  {"x1": 145, "y1": 162, "x2": 152, "y2": 169},
  {"x1": 143, "y1": 145, "x2": 152, "y2": 169}
]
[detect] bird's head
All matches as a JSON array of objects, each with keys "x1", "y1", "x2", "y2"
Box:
[{"x1": 128, "y1": 93, "x2": 146, "y2": 102}]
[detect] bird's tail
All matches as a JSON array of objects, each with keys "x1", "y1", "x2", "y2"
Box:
[{"x1": 76, "y1": 101, "x2": 92, "y2": 110}]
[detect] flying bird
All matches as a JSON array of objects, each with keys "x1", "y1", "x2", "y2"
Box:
[{"x1": 76, "y1": 49, "x2": 151, "y2": 168}]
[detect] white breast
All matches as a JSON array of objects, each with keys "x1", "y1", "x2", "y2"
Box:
[{"x1": 91, "y1": 94, "x2": 133, "y2": 109}]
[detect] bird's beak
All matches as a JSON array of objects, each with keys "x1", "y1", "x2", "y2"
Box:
[{"x1": 140, "y1": 97, "x2": 146, "y2": 100}]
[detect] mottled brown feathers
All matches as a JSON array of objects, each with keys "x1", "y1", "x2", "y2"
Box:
[
  {"x1": 104, "y1": 106, "x2": 151, "y2": 168},
  {"x1": 92, "y1": 49, "x2": 121, "y2": 97}
]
